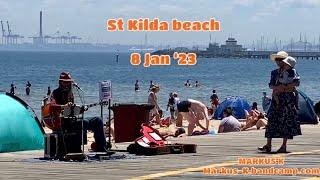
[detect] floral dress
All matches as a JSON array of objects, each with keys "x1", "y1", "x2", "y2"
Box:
[{"x1": 265, "y1": 69, "x2": 302, "y2": 139}]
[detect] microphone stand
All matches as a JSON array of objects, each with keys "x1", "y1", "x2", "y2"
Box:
[{"x1": 73, "y1": 84, "x2": 85, "y2": 156}]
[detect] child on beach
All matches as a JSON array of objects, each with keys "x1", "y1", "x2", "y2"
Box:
[
  {"x1": 272, "y1": 56, "x2": 300, "y2": 110},
  {"x1": 210, "y1": 89, "x2": 219, "y2": 110},
  {"x1": 166, "y1": 93, "x2": 175, "y2": 120}
]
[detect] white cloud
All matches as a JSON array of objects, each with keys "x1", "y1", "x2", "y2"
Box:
[
  {"x1": 113, "y1": 4, "x2": 148, "y2": 16},
  {"x1": 282, "y1": 0, "x2": 320, "y2": 8},
  {"x1": 0, "y1": 1, "x2": 9, "y2": 14},
  {"x1": 232, "y1": 0, "x2": 255, "y2": 6},
  {"x1": 159, "y1": 4, "x2": 187, "y2": 14},
  {"x1": 250, "y1": 0, "x2": 320, "y2": 22}
]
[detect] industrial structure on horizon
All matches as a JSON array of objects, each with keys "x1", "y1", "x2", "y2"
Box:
[
  {"x1": 0, "y1": 11, "x2": 156, "y2": 52},
  {"x1": 1, "y1": 11, "x2": 82, "y2": 46}
]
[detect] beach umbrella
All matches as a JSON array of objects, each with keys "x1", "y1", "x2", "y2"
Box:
[
  {"x1": 296, "y1": 90, "x2": 318, "y2": 124},
  {"x1": 0, "y1": 93, "x2": 44, "y2": 152},
  {"x1": 213, "y1": 96, "x2": 251, "y2": 120}
]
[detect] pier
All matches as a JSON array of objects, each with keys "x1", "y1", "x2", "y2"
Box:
[{"x1": 243, "y1": 51, "x2": 320, "y2": 60}]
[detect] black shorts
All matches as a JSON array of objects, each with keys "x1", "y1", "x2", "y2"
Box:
[{"x1": 177, "y1": 101, "x2": 191, "y2": 112}]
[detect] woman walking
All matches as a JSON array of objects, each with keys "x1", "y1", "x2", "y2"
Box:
[
  {"x1": 148, "y1": 85, "x2": 161, "y2": 124},
  {"x1": 258, "y1": 51, "x2": 301, "y2": 153}
]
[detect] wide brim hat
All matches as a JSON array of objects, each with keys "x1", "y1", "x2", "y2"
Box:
[
  {"x1": 150, "y1": 85, "x2": 160, "y2": 90},
  {"x1": 59, "y1": 72, "x2": 74, "y2": 82},
  {"x1": 282, "y1": 56, "x2": 296, "y2": 67},
  {"x1": 270, "y1": 51, "x2": 289, "y2": 61}
]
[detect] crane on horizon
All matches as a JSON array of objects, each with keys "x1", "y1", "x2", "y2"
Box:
[{"x1": 0, "y1": 21, "x2": 6, "y2": 45}]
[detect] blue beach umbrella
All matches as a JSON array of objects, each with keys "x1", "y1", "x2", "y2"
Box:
[
  {"x1": 213, "y1": 96, "x2": 251, "y2": 120},
  {"x1": 0, "y1": 93, "x2": 44, "y2": 152},
  {"x1": 296, "y1": 90, "x2": 318, "y2": 124}
]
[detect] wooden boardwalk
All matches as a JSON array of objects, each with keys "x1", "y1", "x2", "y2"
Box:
[{"x1": 0, "y1": 124, "x2": 320, "y2": 179}]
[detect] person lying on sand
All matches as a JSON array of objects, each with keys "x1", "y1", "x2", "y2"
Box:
[
  {"x1": 241, "y1": 109, "x2": 267, "y2": 131},
  {"x1": 158, "y1": 127, "x2": 187, "y2": 139}
]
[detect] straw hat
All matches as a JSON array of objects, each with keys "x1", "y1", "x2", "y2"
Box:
[
  {"x1": 150, "y1": 85, "x2": 160, "y2": 91},
  {"x1": 282, "y1": 56, "x2": 296, "y2": 67},
  {"x1": 59, "y1": 72, "x2": 74, "y2": 82},
  {"x1": 270, "y1": 51, "x2": 289, "y2": 61}
]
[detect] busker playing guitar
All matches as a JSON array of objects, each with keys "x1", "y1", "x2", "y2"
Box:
[{"x1": 48, "y1": 72, "x2": 109, "y2": 152}]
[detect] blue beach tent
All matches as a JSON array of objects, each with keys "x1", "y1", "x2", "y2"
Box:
[
  {"x1": 213, "y1": 96, "x2": 251, "y2": 120},
  {"x1": 297, "y1": 90, "x2": 318, "y2": 124},
  {"x1": 0, "y1": 93, "x2": 44, "y2": 153}
]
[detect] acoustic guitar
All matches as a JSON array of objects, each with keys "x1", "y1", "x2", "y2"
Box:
[{"x1": 42, "y1": 101, "x2": 107, "y2": 131}]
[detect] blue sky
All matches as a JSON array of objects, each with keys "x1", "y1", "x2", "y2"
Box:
[{"x1": 0, "y1": 0, "x2": 320, "y2": 47}]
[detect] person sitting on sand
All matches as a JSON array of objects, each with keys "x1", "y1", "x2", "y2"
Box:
[
  {"x1": 241, "y1": 109, "x2": 267, "y2": 131},
  {"x1": 176, "y1": 99, "x2": 210, "y2": 136},
  {"x1": 218, "y1": 107, "x2": 241, "y2": 133}
]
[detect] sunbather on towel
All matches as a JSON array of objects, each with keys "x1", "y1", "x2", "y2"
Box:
[{"x1": 241, "y1": 110, "x2": 267, "y2": 131}]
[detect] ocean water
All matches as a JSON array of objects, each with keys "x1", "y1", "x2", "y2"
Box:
[{"x1": 0, "y1": 51, "x2": 319, "y2": 120}]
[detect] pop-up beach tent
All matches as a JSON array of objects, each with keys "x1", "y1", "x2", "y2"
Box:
[
  {"x1": 213, "y1": 96, "x2": 251, "y2": 120},
  {"x1": 297, "y1": 90, "x2": 318, "y2": 124},
  {"x1": 0, "y1": 93, "x2": 44, "y2": 152}
]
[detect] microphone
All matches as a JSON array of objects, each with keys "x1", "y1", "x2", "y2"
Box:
[{"x1": 73, "y1": 83, "x2": 83, "y2": 91}]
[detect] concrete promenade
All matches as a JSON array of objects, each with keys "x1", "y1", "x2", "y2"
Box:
[{"x1": 0, "y1": 124, "x2": 319, "y2": 179}]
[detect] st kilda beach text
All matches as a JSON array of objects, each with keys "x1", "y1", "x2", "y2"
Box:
[{"x1": 107, "y1": 18, "x2": 220, "y2": 31}]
